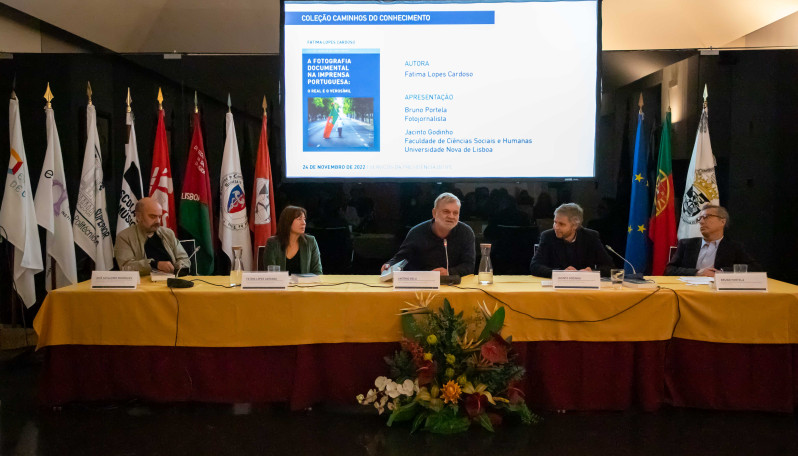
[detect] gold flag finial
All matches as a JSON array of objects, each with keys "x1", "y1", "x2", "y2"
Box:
[
  {"x1": 638, "y1": 93, "x2": 644, "y2": 114},
  {"x1": 262, "y1": 95, "x2": 268, "y2": 116},
  {"x1": 194, "y1": 91, "x2": 198, "y2": 114},
  {"x1": 44, "y1": 83, "x2": 54, "y2": 109},
  {"x1": 703, "y1": 84, "x2": 708, "y2": 109},
  {"x1": 157, "y1": 87, "x2": 163, "y2": 110},
  {"x1": 227, "y1": 93, "x2": 231, "y2": 113},
  {"x1": 11, "y1": 74, "x2": 16, "y2": 100},
  {"x1": 87, "y1": 81, "x2": 93, "y2": 106},
  {"x1": 126, "y1": 87, "x2": 132, "y2": 113}
]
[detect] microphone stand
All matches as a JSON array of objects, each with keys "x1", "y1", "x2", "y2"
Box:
[
  {"x1": 605, "y1": 245, "x2": 645, "y2": 281},
  {"x1": 168, "y1": 246, "x2": 201, "y2": 288}
]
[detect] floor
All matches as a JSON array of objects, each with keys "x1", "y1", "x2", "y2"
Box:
[{"x1": 2, "y1": 349, "x2": 798, "y2": 456}]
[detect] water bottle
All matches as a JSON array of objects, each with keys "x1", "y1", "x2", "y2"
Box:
[
  {"x1": 478, "y1": 243, "x2": 493, "y2": 285},
  {"x1": 230, "y1": 246, "x2": 243, "y2": 286}
]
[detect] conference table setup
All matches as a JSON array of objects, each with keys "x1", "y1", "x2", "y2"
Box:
[{"x1": 32, "y1": 274, "x2": 798, "y2": 413}]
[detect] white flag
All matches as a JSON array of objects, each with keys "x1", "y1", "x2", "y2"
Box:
[
  {"x1": 0, "y1": 96, "x2": 43, "y2": 307},
  {"x1": 73, "y1": 104, "x2": 114, "y2": 270},
  {"x1": 116, "y1": 110, "x2": 143, "y2": 234},
  {"x1": 34, "y1": 104, "x2": 78, "y2": 291},
  {"x1": 219, "y1": 112, "x2": 253, "y2": 270},
  {"x1": 678, "y1": 104, "x2": 720, "y2": 239}
]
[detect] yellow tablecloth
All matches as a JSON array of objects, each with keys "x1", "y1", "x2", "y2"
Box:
[{"x1": 32, "y1": 275, "x2": 798, "y2": 349}]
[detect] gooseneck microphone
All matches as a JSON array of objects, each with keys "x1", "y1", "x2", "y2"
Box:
[
  {"x1": 443, "y1": 239, "x2": 449, "y2": 274},
  {"x1": 605, "y1": 245, "x2": 644, "y2": 280},
  {"x1": 167, "y1": 246, "x2": 201, "y2": 288},
  {"x1": 440, "y1": 238, "x2": 461, "y2": 285}
]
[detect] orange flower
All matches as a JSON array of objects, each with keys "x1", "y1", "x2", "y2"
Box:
[{"x1": 440, "y1": 380, "x2": 462, "y2": 404}]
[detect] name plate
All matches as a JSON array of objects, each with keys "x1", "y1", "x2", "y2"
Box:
[
  {"x1": 393, "y1": 271, "x2": 440, "y2": 290},
  {"x1": 91, "y1": 271, "x2": 140, "y2": 289},
  {"x1": 552, "y1": 270, "x2": 601, "y2": 290},
  {"x1": 715, "y1": 272, "x2": 768, "y2": 292},
  {"x1": 241, "y1": 272, "x2": 289, "y2": 289}
]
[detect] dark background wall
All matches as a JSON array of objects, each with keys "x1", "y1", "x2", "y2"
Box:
[{"x1": 1, "y1": 50, "x2": 797, "y2": 320}]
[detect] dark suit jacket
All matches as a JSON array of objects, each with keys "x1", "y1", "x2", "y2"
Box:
[
  {"x1": 529, "y1": 227, "x2": 614, "y2": 278},
  {"x1": 664, "y1": 236, "x2": 761, "y2": 276}
]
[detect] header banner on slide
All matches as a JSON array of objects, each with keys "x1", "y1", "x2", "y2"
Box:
[{"x1": 285, "y1": 11, "x2": 495, "y2": 25}]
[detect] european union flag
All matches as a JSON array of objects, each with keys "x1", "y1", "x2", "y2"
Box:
[{"x1": 625, "y1": 102, "x2": 650, "y2": 275}]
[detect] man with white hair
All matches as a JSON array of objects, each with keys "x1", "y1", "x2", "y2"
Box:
[
  {"x1": 115, "y1": 196, "x2": 190, "y2": 275},
  {"x1": 529, "y1": 202, "x2": 614, "y2": 278},
  {"x1": 383, "y1": 192, "x2": 475, "y2": 276}
]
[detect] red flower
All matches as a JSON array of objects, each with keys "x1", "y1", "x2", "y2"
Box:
[
  {"x1": 487, "y1": 412, "x2": 503, "y2": 428},
  {"x1": 480, "y1": 338, "x2": 509, "y2": 364},
  {"x1": 417, "y1": 360, "x2": 436, "y2": 386},
  {"x1": 464, "y1": 394, "x2": 489, "y2": 419},
  {"x1": 507, "y1": 382, "x2": 526, "y2": 405}
]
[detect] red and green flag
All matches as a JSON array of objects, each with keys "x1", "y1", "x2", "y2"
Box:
[
  {"x1": 179, "y1": 110, "x2": 215, "y2": 274},
  {"x1": 322, "y1": 103, "x2": 339, "y2": 139},
  {"x1": 648, "y1": 110, "x2": 677, "y2": 275}
]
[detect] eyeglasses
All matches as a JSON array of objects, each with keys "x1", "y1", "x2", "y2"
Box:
[{"x1": 696, "y1": 214, "x2": 723, "y2": 222}]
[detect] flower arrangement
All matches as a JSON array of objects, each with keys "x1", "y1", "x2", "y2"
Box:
[{"x1": 357, "y1": 293, "x2": 541, "y2": 434}]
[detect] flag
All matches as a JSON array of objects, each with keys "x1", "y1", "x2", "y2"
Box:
[
  {"x1": 34, "y1": 91, "x2": 78, "y2": 291},
  {"x1": 0, "y1": 95, "x2": 43, "y2": 307},
  {"x1": 322, "y1": 103, "x2": 339, "y2": 139},
  {"x1": 219, "y1": 110, "x2": 253, "y2": 270},
  {"x1": 250, "y1": 106, "x2": 276, "y2": 250},
  {"x1": 624, "y1": 103, "x2": 649, "y2": 275},
  {"x1": 678, "y1": 91, "x2": 719, "y2": 239},
  {"x1": 73, "y1": 102, "x2": 114, "y2": 271},
  {"x1": 149, "y1": 106, "x2": 177, "y2": 232},
  {"x1": 648, "y1": 110, "x2": 677, "y2": 275},
  {"x1": 117, "y1": 103, "x2": 144, "y2": 234},
  {"x1": 179, "y1": 111, "x2": 215, "y2": 274}
]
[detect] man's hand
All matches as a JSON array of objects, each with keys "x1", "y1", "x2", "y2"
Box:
[
  {"x1": 697, "y1": 267, "x2": 718, "y2": 277},
  {"x1": 381, "y1": 263, "x2": 390, "y2": 273},
  {"x1": 432, "y1": 267, "x2": 449, "y2": 275},
  {"x1": 564, "y1": 266, "x2": 577, "y2": 271},
  {"x1": 157, "y1": 261, "x2": 175, "y2": 273},
  {"x1": 580, "y1": 266, "x2": 593, "y2": 272}
]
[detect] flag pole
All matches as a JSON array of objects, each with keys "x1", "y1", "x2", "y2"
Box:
[
  {"x1": 126, "y1": 87, "x2": 132, "y2": 113},
  {"x1": 638, "y1": 92, "x2": 644, "y2": 115},
  {"x1": 157, "y1": 87, "x2": 163, "y2": 111},
  {"x1": 87, "y1": 81, "x2": 92, "y2": 106},
  {"x1": 194, "y1": 91, "x2": 198, "y2": 114},
  {"x1": 227, "y1": 93, "x2": 231, "y2": 113},
  {"x1": 262, "y1": 95, "x2": 267, "y2": 117},
  {"x1": 44, "y1": 83, "x2": 58, "y2": 292},
  {"x1": 703, "y1": 84, "x2": 708, "y2": 109}
]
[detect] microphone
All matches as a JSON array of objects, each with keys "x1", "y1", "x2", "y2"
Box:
[
  {"x1": 167, "y1": 246, "x2": 200, "y2": 288},
  {"x1": 440, "y1": 238, "x2": 460, "y2": 285},
  {"x1": 605, "y1": 245, "x2": 644, "y2": 280}
]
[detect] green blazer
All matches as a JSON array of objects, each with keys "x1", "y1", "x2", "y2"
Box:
[{"x1": 262, "y1": 235, "x2": 323, "y2": 275}]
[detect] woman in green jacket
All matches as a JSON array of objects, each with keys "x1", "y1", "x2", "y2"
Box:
[{"x1": 262, "y1": 206, "x2": 323, "y2": 274}]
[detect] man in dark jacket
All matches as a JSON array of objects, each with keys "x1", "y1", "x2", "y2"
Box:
[
  {"x1": 530, "y1": 203, "x2": 614, "y2": 278},
  {"x1": 665, "y1": 204, "x2": 760, "y2": 276}
]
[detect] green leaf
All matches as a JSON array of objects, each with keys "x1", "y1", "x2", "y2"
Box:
[
  {"x1": 410, "y1": 411, "x2": 428, "y2": 433},
  {"x1": 423, "y1": 408, "x2": 471, "y2": 434},
  {"x1": 476, "y1": 413, "x2": 495, "y2": 432},
  {"x1": 387, "y1": 401, "x2": 419, "y2": 426},
  {"x1": 479, "y1": 307, "x2": 505, "y2": 341},
  {"x1": 401, "y1": 314, "x2": 422, "y2": 341}
]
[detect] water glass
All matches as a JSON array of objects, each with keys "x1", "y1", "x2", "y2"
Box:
[
  {"x1": 267, "y1": 265, "x2": 281, "y2": 272},
  {"x1": 733, "y1": 264, "x2": 748, "y2": 273},
  {"x1": 610, "y1": 269, "x2": 624, "y2": 289}
]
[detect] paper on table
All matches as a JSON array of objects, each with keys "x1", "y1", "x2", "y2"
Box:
[
  {"x1": 151, "y1": 270, "x2": 175, "y2": 281},
  {"x1": 679, "y1": 276, "x2": 714, "y2": 285}
]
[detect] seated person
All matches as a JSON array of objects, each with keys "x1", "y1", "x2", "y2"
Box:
[
  {"x1": 382, "y1": 192, "x2": 475, "y2": 276},
  {"x1": 665, "y1": 204, "x2": 760, "y2": 276},
  {"x1": 529, "y1": 203, "x2": 614, "y2": 278},
  {"x1": 115, "y1": 197, "x2": 190, "y2": 275},
  {"x1": 262, "y1": 205, "x2": 323, "y2": 275}
]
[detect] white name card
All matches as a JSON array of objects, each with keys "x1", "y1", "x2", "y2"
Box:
[
  {"x1": 91, "y1": 271, "x2": 140, "y2": 289},
  {"x1": 241, "y1": 272, "x2": 289, "y2": 289},
  {"x1": 552, "y1": 270, "x2": 601, "y2": 290},
  {"x1": 393, "y1": 271, "x2": 440, "y2": 290},
  {"x1": 715, "y1": 272, "x2": 768, "y2": 292}
]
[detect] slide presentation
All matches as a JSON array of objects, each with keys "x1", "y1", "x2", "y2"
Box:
[{"x1": 282, "y1": 0, "x2": 599, "y2": 179}]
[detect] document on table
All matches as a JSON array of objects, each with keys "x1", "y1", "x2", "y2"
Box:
[{"x1": 679, "y1": 277, "x2": 714, "y2": 286}]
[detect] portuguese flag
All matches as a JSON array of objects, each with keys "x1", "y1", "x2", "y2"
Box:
[
  {"x1": 179, "y1": 111, "x2": 215, "y2": 274},
  {"x1": 648, "y1": 110, "x2": 677, "y2": 275},
  {"x1": 322, "y1": 103, "x2": 339, "y2": 139}
]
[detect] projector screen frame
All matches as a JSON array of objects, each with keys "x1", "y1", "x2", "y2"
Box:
[{"x1": 279, "y1": 0, "x2": 602, "y2": 183}]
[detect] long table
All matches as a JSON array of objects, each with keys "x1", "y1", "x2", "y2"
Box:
[{"x1": 32, "y1": 275, "x2": 798, "y2": 412}]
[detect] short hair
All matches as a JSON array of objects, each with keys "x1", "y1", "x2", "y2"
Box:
[
  {"x1": 701, "y1": 204, "x2": 730, "y2": 226},
  {"x1": 134, "y1": 200, "x2": 145, "y2": 214},
  {"x1": 276, "y1": 205, "x2": 308, "y2": 248},
  {"x1": 554, "y1": 203, "x2": 584, "y2": 226},
  {"x1": 434, "y1": 192, "x2": 461, "y2": 209}
]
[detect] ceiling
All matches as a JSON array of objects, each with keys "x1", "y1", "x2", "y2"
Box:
[{"x1": 2, "y1": 0, "x2": 798, "y2": 54}]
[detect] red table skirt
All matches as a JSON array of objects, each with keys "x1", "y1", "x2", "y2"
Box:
[{"x1": 38, "y1": 339, "x2": 798, "y2": 411}]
